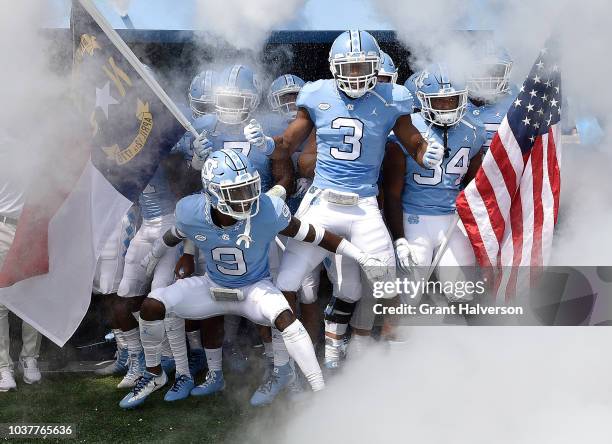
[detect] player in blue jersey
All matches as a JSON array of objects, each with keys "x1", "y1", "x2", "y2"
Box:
[
  {"x1": 383, "y1": 63, "x2": 486, "y2": 302},
  {"x1": 466, "y1": 44, "x2": 517, "y2": 153},
  {"x1": 118, "y1": 149, "x2": 386, "y2": 408}
]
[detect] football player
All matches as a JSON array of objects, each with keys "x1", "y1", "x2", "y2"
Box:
[
  {"x1": 93, "y1": 206, "x2": 139, "y2": 377},
  {"x1": 244, "y1": 30, "x2": 443, "y2": 369},
  {"x1": 466, "y1": 43, "x2": 517, "y2": 153},
  {"x1": 188, "y1": 69, "x2": 216, "y2": 119},
  {"x1": 383, "y1": 63, "x2": 486, "y2": 300},
  {"x1": 118, "y1": 149, "x2": 385, "y2": 408}
]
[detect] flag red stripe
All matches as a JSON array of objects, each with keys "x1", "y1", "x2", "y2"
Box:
[
  {"x1": 530, "y1": 136, "x2": 545, "y2": 266},
  {"x1": 547, "y1": 127, "x2": 561, "y2": 224},
  {"x1": 456, "y1": 191, "x2": 493, "y2": 268},
  {"x1": 489, "y1": 131, "x2": 518, "y2": 197},
  {"x1": 473, "y1": 170, "x2": 505, "y2": 244}
]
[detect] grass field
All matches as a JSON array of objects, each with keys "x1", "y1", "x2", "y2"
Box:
[{"x1": 0, "y1": 368, "x2": 286, "y2": 444}]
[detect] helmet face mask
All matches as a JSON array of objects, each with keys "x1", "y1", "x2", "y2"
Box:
[
  {"x1": 467, "y1": 59, "x2": 513, "y2": 101},
  {"x1": 378, "y1": 50, "x2": 398, "y2": 84},
  {"x1": 189, "y1": 70, "x2": 216, "y2": 118},
  {"x1": 214, "y1": 89, "x2": 259, "y2": 125},
  {"x1": 418, "y1": 89, "x2": 468, "y2": 126},
  {"x1": 269, "y1": 86, "x2": 301, "y2": 120},
  {"x1": 189, "y1": 97, "x2": 215, "y2": 117}
]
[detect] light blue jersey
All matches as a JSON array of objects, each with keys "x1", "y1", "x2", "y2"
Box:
[
  {"x1": 467, "y1": 86, "x2": 518, "y2": 152},
  {"x1": 296, "y1": 79, "x2": 414, "y2": 197},
  {"x1": 138, "y1": 165, "x2": 177, "y2": 220},
  {"x1": 395, "y1": 113, "x2": 486, "y2": 215},
  {"x1": 172, "y1": 114, "x2": 274, "y2": 192},
  {"x1": 175, "y1": 193, "x2": 291, "y2": 288}
]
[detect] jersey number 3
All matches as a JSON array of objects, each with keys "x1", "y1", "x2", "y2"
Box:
[
  {"x1": 330, "y1": 118, "x2": 363, "y2": 161},
  {"x1": 211, "y1": 247, "x2": 247, "y2": 276}
]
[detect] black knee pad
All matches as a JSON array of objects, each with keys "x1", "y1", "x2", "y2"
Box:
[{"x1": 324, "y1": 297, "x2": 357, "y2": 324}]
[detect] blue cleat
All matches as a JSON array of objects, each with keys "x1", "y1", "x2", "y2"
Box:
[
  {"x1": 250, "y1": 362, "x2": 295, "y2": 407},
  {"x1": 95, "y1": 347, "x2": 129, "y2": 376},
  {"x1": 160, "y1": 355, "x2": 176, "y2": 375},
  {"x1": 188, "y1": 348, "x2": 207, "y2": 378},
  {"x1": 164, "y1": 374, "x2": 195, "y2": 402},
  {"x1": 190, "y1": 370, "x2": 225, "y2": 397},
  {"x1": 119, "y1": 370, "x2": 167, "y2": 409},
  {"x1": 224, "y1": 342, "x2": 248, "y2": 374}
]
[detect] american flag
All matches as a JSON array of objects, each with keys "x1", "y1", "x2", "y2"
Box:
[{"x1": 456, "y1": 46, "x2": 562, "y2": 299}]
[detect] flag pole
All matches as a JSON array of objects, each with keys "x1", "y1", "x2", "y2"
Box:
[{"x1": 77, "y1": 0, "x2": 199, "y2": 138}]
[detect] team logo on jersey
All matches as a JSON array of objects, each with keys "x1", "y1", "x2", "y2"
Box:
[
  {"x1": 195, "y1": 234, "x2": 206, "y2": 241},
  {"x1": 407, "y1": 214, "x2": 420, "y2": 224},
  {"x1": 221, "y1": 233, "x2": 230, "y2": 240},
  {"x1": 371, "y1": 108, "x2": 377, "y2": 115},
  {"x1": 282, "y1": 204, "x2": 290, "y2": 218},
  {"x1": 472, "y1": 109, "x2": 480, "y2": 116},
  {"x1": 318, "y1": 103, "x2": 331, "y2": 110},
  {"x1": 346, "y1": 104, "x2": 354, "y2": 111}
]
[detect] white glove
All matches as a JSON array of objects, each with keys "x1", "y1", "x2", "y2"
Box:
[
  {"x1": 293, "y1": 178, "x2": 311, "y2": 197},
  {"x1": 141, "y1": 237, "x2": 169, "y2": 278},
  {"x1": 191, "y1": 132, "x2": 213, "y2": 170},
  {"x1": 356, "y1": 253, "x2": 387, "y2": 287},
  {"x1": 394, "y1": 237, "x2": 417, "y2": 274},
  {"x1": 266, "y1": 184, "x2": 287, "y2": 201},
  {"x1": 244, "y1": 119, "x2": 275, "y2": 155},
  {"x1": 423, "y1": 138, "x2": 444, "y2": 169}
]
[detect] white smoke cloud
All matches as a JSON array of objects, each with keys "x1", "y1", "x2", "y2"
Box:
[
  {"x1": 244, "y1": 328, "x2": 612, "y2": 443},
  {"x1": 194, "y1": 0, "x2": 305, "y2": 51},
  {"x1": 110, "y1": 0, "x2": 131, "y2": 17}
]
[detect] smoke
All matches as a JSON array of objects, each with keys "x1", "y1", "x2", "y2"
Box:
[
  {"x1": 194, "y1": 0, "x2": 305, "y2": 51},
  {"x1": 110, "y1": 0, "x2": 131, "y2": 17},
  {"x1": 240, "y1": 328, "x2": 612, "y2": 443}
]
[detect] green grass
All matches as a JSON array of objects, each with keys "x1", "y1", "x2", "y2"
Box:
[{"x1": 0, "y1": 371, "x2": 278, "y2": 444}]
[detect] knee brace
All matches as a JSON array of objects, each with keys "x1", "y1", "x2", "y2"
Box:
[{"x1": 324, "y1": 297, "x2": 357, "y2": 325}]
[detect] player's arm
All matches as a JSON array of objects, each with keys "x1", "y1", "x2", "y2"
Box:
[
  {"x1": 268, "y1": 146, "x2": 296, "y2": 200},
  {"x1": 244, "y1": 108, "x2": 314, "y2": 156},
  {"x1": 140, "y1": 226, "x2": 186, "y2": 277},
  {"x1": 393, "y1": 115, "x2": 444, "y2": 169},
  {"x1": 462, "y1": 150, "x2": 483, "y2": 186},
  {"x1": 279, "y1": 216, "x2": 385, "y2": 284},
  {"x1": 382, "y1": 141, "x2": 417, "y2": 273},
  {"x1": 297, "y1": 129, "x2": 317, "y2": 179}
]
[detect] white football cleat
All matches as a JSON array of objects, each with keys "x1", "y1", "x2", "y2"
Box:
[
  {"x1": 119, "y1": 371, "x2": 168, "y2": 409},
  {"x1": 0, "y1": 368, "x2": 17, "y2": 392},
  {"x1": 117, "y1": 352, "x2": 144, "y2": 389},
  {"x1": 19, "y1": 357, "x2": 41, "y2": 384}
]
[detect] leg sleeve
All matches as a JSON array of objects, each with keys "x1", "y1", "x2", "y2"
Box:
[{"x1": 245, "y1": 279, "x2": 292, "y2": 326}]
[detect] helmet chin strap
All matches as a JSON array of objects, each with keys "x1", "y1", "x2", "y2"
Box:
[{"x1": 236, "y1": 214, "x2": 252, "y2": 248}]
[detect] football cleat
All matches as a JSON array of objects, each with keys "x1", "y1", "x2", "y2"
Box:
[
  {"x1": 261, "y1": 355, "x2": 274, "y2": 383},
  {"x1": 224, "y1": 342, "x2": 249, "y2": 374},
  {"x1": 19, "y1": 357, "x2": 41, "y2": 384},
  {"x1": 188, "y1": 348, "x2": 207, "y2": 378},
  {"x1": 164, "y1": 374, "x2": 195, "y2": 402},
  {"x1": 117, "y1": 352, "x2": 145, "y2": 389},
  {"x1": 119, "y1": 370, "x2": 167, "y2": 409},
  {"x1": 250, "y1": 362, "x2": 295, "y2": 407},
  {"x1": 190, "y1": 370, "x2": 225, "y2": 397},
  {"x1": 94, "y1": 347, "x2": 129, "y2": 376},
  {"x1": 324, "y1": 337, "x2": 348, "y2": 371},
  {"x1": 160, "y1": 355, "x2": 176, "y2": 375},
  {"x1": 0, "y1": 368, "x2": 17, "y2": 392},
  {"x1": 286, "y1": 369, "x2": 307, "y2": 403}
]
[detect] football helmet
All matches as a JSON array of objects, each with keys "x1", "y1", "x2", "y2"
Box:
[
  {"x1": 201, "y1": 148, "x2": 261, "y2": 220},
  {"x1": 268, "y1": 74, "x2": 305, "y2": 121},
  {"x1": 414, "y1": 63, "x2": 468, "y2": 127},
  {"x1": 467, "y1": 43, "x2": 513, "y2": 101},
  {"x1": 214, "y1": 64, "x2": 261, "y2": 125},
  {"x1": 378, "y1": 50, "x2": 398, "y2": 84},
  {"x1": 189, "y1": 69, "x2": 216, "y2": 117},
  {"x1": 404, "y1": 71, "x2": 421, "y2": 108},
  {"x1": 329, "y1": 30, "x2": 381, "y2": 98}
]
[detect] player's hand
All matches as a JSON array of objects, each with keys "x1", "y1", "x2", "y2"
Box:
[
  {"x1": 141, "y1": 238, "x2": 169, "y2": 277},
  {"x1": 356, "y1": 253, "x2": 388, "y2": 286},
  {"x1": 423, "y1": 138, "x2": 444, "y2": 169},
  {"x1": 293, "y1": 177, "x2": 312, "y2": 197},
  {"x1": 192, "y1": 132, "x2": 213, "y2": 161},
  {"x1": 394, "y1": 237, "x2": 417, "y2": 274},
  {"x1": 244, "y1": 119, "x2": 266, "y2": 146},
  {"x1": 244, "y1": 119, "x2": 275, "y2": 155},
  {"x1": 175, "y1": 253, "x2": 195, "y2": 279}
]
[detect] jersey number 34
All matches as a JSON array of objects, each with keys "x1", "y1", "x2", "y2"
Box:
[{"x1": 413, "y1": 147, "x2": 470, "y2": 186}]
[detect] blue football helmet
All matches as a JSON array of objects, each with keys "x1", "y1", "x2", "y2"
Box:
[
  {"x1": 329, "y1": 30, "x2": 381, "y2": 98},
  {"x1": 404, "y1": 71, "x2": 420, "y2": 106},
  {"x1": 267, "y1": 74, "x2": 305, "y2": 121},
  {"x1": 214, "y1": 64, "x2": 261, "y2": 125},
  {"x1": 414, "y1": 63, "x2": 468, "y2": 127},
  {"x1": 378, "y1": 50, "x2": 398, "y2": 84},
  {"x1": 201, "y1": 149, "x2": 261, "y2": 220},
  {"x1": 467, "y1": 42, "x2": 513, "y2": 101},
  {"x1": 189, "y1": 69, "x2": 216, "y2": 117}
]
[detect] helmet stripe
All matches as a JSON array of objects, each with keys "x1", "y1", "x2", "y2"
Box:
[
  {"x1": 204, "y1": 70, "x2": 212, "y2": 91},
  {"x1": 225, "y1": 149, "x2": 246, "y2": 171},
  {"x1": 285, "y1": 74, "x2": 294, "y2": 86},
  {"x1": 350, "y1": 30, "x2": 361, "y2": 52},
  {"x1": 228, "y1": 65, "x2": 241, "y2": 88}
]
